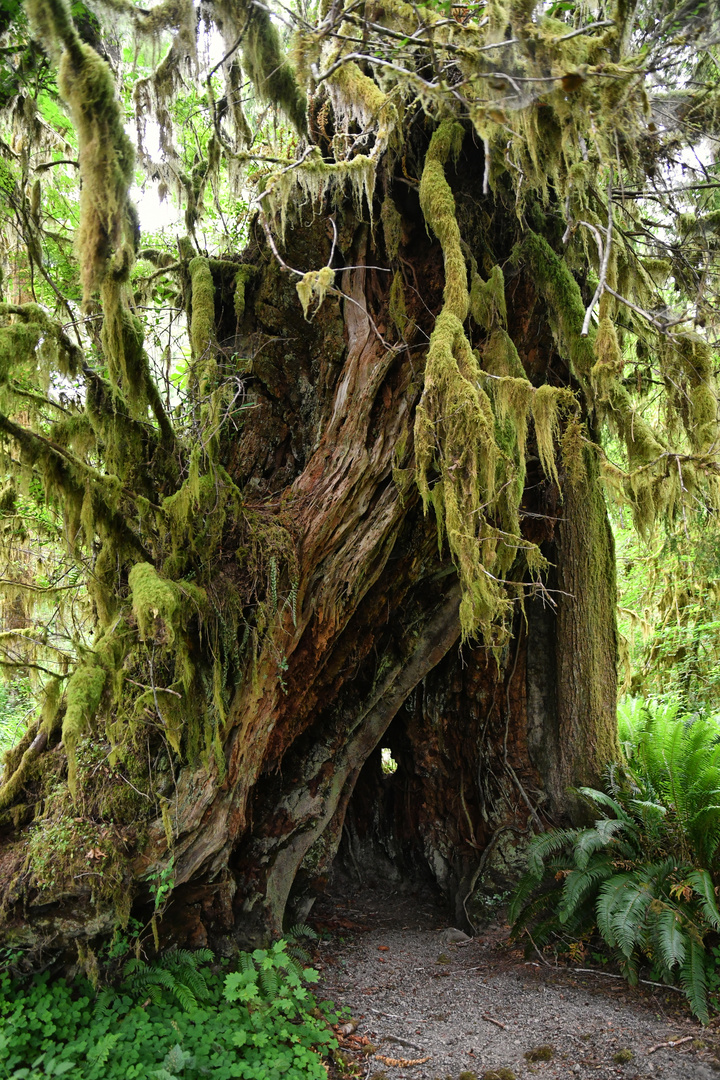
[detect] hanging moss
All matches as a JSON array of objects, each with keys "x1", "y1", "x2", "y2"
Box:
[
  {"x1": 470, "y1": 265, "x2": 507, "y2": 331},
  {"x1": 328, "y1": 60, "x2": 398, "y2": 167},
  {"x1": 234, "y1": 265, "x2": 256, "y2": 322},
  {"x1": 491, "y1": 375, "x2": 533, "y2": 461},
  {"x1": 591, "y1": 316, "x2": 624, "y2": 400},
  {"x1": 0, "y1": 303, "x2": 82, "y2": 383},
  {"x1": 381, "y1": 195, "x2": 403, "y2": 261},
  {"x1": 240, "y1": 3, "x2": 307, "y2": 135},
  {"x1": 561, "y1": 417, "x2": 587, "y2": 487},
  {"x1": 483, "y1": 328, "x2": 527, "y2": 379},
  {"x1": 415, "y1": 120, "x2": 515, "y2": 644},
  {"x1": 27, "y1": 0, "x2": 136, "y2": 303},
  {"x1": 531, "y1": 385, "x2": 577, "y2": 487},
  {"x1": 296, "y1": 265, "x2": 335, "y2": 321}
]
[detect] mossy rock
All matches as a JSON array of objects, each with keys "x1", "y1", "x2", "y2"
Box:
[{"x1": 613, "y1": 1049, "x2": 634, "y2": 1064}]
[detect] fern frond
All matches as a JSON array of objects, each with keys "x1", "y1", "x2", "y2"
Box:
[
  {"x1": 559, "y1": 858, "x2": 615, "y2": 922},
  {"x1": 596, "y1": 875, "x2": 634, "y2": 949},
  {"x1": 679, "y1": 933, "x2": 709, "y2": 1024},
  {"x1": 508, "y1": 870, "x2": 545, "y2": 924},
  {"x1": 610, "y1": 881, "x2": 655, "y2": 957},
  {"x1": 687, "y1": 869, "x2": 720, "y2": 930},
  {"x1": 526, "y1": 828, "x2": 576, "y2": 875},
  {"x1": 286, "y1": 923, "x2": 318, "y2": 942},
  {"x1": 575, "y1": 787, "x2": 631, "y2": 821},
  {"x1": 653, "y1": 906, "x2": 687, "y2": 972},
  {"x1": 172, "y1": 981, "x2": 197, "y2": 1012}
]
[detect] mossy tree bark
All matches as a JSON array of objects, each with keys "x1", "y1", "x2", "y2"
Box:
[{"x1": 0, "y1": 130, "x2": 618, "y2": 951}]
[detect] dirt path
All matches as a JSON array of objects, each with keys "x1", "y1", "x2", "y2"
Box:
[{"x1": 310, "y1": 880, "x2": 719, "y2": 1080}]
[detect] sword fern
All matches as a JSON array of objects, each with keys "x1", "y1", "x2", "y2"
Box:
[{"x1": 510, "y1": 701, "x2": 720, "y2": 1022}]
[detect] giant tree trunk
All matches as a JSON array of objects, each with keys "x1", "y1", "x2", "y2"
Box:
[{"x1": 0, "y1": 137, "x2": 618, "y2": 952}]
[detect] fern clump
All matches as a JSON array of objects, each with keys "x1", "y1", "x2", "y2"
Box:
[{"x1": 510, "y1": 702, "x2": 720, "y2": 1023}]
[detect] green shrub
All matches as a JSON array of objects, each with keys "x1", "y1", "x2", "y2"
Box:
[
  {"x1": 0, "y1": 940, "x2": 338, "y2": 1079},
  {"x1": 510, "y1": 702, "x2": 720, "y2": 1022}
]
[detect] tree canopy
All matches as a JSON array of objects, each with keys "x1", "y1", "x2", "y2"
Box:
[{"x1": 0, "y1": 0, "x2": 719, "y2": 949}]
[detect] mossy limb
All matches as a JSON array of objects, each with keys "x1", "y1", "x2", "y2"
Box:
[
  {"x1": 188, "y1": 256, "x2": 216, "y2": 361},
  {"x1": 63, "y1": 663, "x2": 107, "y2": 799}
]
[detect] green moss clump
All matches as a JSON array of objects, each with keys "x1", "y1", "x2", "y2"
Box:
[
  {"x1": 524, "y1": 1045, "x2": 554, "y2": 1062},
  {"x1": 613, "y1": 1049, "x2": 634, "y2": 1064},
  {"x1": 128, "y1": 562, "x2": 205, "y2": 646}
]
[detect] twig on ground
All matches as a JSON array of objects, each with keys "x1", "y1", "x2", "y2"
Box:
[
  {"x1": 647, "y1": 1035, "x2": 694, "y2": 1054},
  {"x1": 572, "y1": 968, "x2": 685, "y2": 992},
  {"x1": 481, "y1": 1014, "x2": 507, "y2": 1029}
]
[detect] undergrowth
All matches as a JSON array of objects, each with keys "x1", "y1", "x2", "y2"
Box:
[
  {"x1": 0, "y1": 936, "x2": 339, "y2": 1079},
  {"x1": 510, "y1": 701, "x2": 720, "y2": 1023}
]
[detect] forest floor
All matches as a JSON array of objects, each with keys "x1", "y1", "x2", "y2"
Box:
[{"x1": 310, "y1": 877, "x2": 720, "y2": 1080}]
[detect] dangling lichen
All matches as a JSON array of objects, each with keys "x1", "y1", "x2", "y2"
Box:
[
  {"x1": 296, "y1": 265, "x2": 334, "y2": 321},
  {"x1": 531, "y1": 384, "x2": 577, "y2": 488},
  {"x1": 591, "y1": 316, "x2": 624, "y2": 400}
]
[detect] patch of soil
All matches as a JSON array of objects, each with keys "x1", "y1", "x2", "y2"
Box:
[{"x1": 309, "y1": 878, "x2": 720, "y2": 1080}]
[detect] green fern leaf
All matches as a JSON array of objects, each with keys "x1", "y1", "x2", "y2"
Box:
[
  {"x1": 653, "y1": 906, "x2": 687, "y2": 971},
  {"x1": 679, "y1": 933, "x2": 709, "y2": 1024},
  {"x1": 687, "y1": 869, "x2": 720, "y2": 930},
  {"x1": 559, "y1": 858, "x2": 615, "y2": 922}
]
